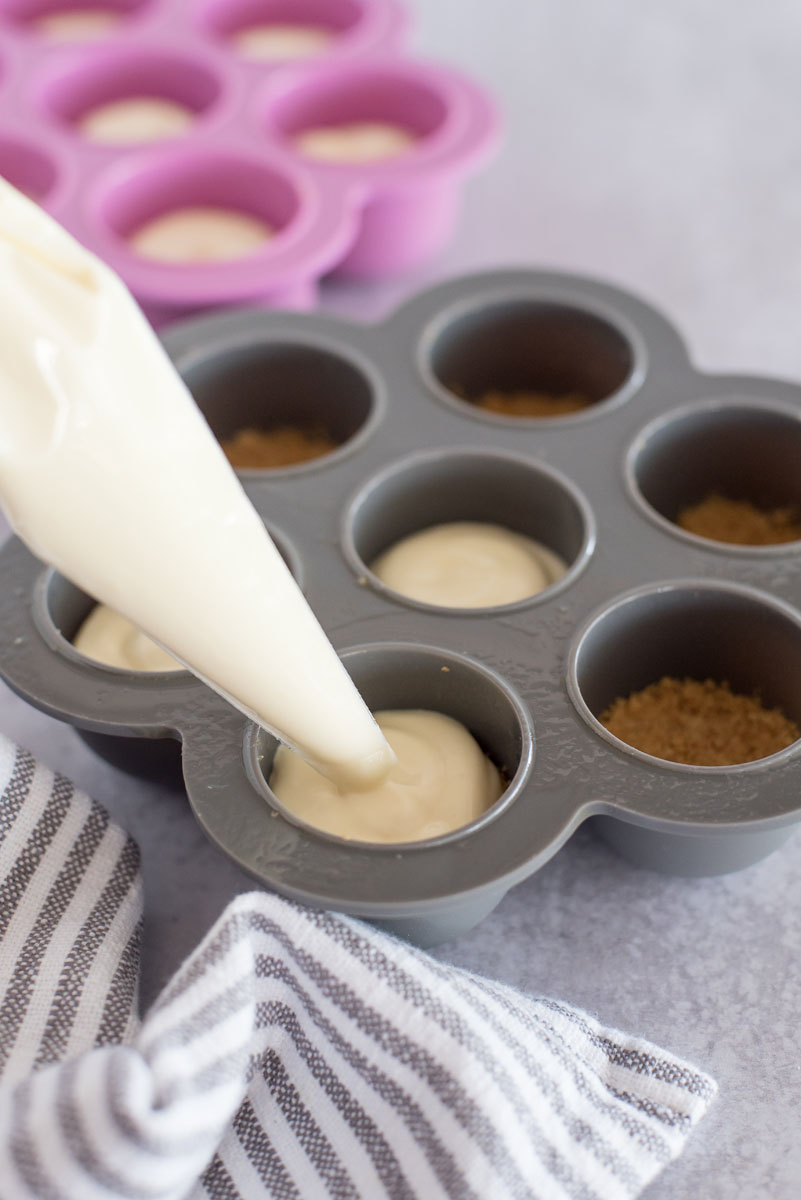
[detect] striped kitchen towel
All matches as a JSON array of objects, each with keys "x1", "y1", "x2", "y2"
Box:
[{"x1": 0, "y1": 735, "x2": 716, "y2": 1200}]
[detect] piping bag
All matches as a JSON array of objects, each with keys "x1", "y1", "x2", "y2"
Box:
[{"x1": 0, "y1": 180, "x2": 395, "y2": 789}]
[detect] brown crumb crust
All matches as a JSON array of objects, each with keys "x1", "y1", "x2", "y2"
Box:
[
  {"x1": 677, "y1": 493, "x2": 801, "y2": 546},
  {"x1": 472, "y1": 389, "x2": 592, "y2": 417},
  {"x1": 221, "y1": 425, "x2": 338, "y2": 470},
  {"x1": 599, "y1": 676, "x2": 800, "y2": 766}
]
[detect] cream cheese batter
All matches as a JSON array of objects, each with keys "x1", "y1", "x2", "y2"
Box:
[
  {"x1": 234, "y1": 23, "x2": 332, "y2": 60},
  {"x1": 270, "y1": 709, "x2": 504, "y2": 843},
  {"x1": 129, "y1": 207, "x2": 273, "y2": 263},
  {"x1": 294, "y1": 122, "x2": 416, "y2": 163},
  {"x1": 73, "y1": 603, "x2": 182, "y2": 672},
  {"x1": 79, "y1": 97, "x2": 194, "y2": 145},
  {"x1": 371, "y1": 521, "x2": 568, "y2": 608},
  {"x1": 35, "y1": 10, "x2": 120, "y2": 40}
]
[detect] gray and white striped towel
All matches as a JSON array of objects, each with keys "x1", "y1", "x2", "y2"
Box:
[{"x1": 0, "y1": 733, "x2": 716, "y2": 1200}]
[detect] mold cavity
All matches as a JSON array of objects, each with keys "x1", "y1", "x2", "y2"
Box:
[
  {"x1": 200, "y1": 0, "x2": 362, "y2": 60},
  {"x1": 251, "y1": 642, "x2": 534, "y2": 845},
  {"x1": 266, "y1": 66, "x2": 447, "y2": 163},
  {"x1": 568, "y1": 582, "x2": 801, "y2": 770},
  {"x1": 0, "y1": 136, "x2": 58, "y2": 202},
  {"x1": 2, "y1": 1, "x2": 147, "y2": 40},
  {"x1": 344, "y1": 449, "x2": 593, "y2": 612},
  {"x1": 425, "y1": 298, "x2": 637, "y2": 420},
  {"x1": 97, "y1": 152, "x2": 299, "y2": 264},
  {"x1": 182, "y1": 340, "x2": 377, "y2": 472},
  {"x1": 41, "y1": 50, "x2": 221, "y2": 144},
  {"x1": 628, "y1": 401, "x2": 801, "y2": 549}
]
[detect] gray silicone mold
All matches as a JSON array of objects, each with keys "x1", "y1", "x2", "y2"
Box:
[{"x1": 3, "y1": 269, "x2": 801, "y2": 946}]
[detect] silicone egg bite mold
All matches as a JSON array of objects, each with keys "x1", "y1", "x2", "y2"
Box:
[
  {"x1": 4, "y1": 269, "x2": 801, "y2": 946},
  {"x1": 0, "y1": 0, "x2": 497, "y2": 325}
]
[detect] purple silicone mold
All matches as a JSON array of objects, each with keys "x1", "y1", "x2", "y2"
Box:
[{"x1": 0, "y1": 0, "x2": 498, "y2": 325}]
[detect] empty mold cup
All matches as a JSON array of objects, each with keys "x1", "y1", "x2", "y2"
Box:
[{"x1": 424, "y1": 295, "x2": 643, "y2": 422}]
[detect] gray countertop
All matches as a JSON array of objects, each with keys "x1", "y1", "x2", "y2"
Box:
[{"x1": 2, "y1": 1, "x2": 800, "y2": 1196}]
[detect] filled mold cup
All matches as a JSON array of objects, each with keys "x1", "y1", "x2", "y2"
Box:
[
  {"x1": 1, "y1": 1, "x2": 148, "y2": 40},
  {"x1": 568, "y1": 581, "x2": 801, "y2": 772},
  {"x1": 344, "y1": 448, "x2": 594, "y2": 612},
  {"x1": 627, "y1": 400, "x2": 801, "y2": 550},
  {"x1": 423, "y1": 296, "x2": 640, "y2": 421},
  {"x1": 97, "y1": 150, "x2": 299, "y2": 270},
  {"x1": 35, "y1": 521, "x2": 303, "y2": 671},
  {"x1": 181, "y1": 338, "x2": 379, "y2": 472},
  {"x1": 40, "y1": 47, "x2": 222, "y2": 144},
  {"x1": 0, "y1": 135, "x2": 58, "y2": 202},
  {"x1": 36, "y1": 569, "x2": 185, "y2": 674},
  {"x1": 32, "y1": 567, "x2": 190, "y2": 783},
  {"x1": 200, "y1": 0, "x2": 366, "y2": 61},
  {"x1": 247, "y1": 642, "x2": 534, "y2": 846},
  {"x1": 266, "y1": 63, "x2": 449, "y2": 165}
]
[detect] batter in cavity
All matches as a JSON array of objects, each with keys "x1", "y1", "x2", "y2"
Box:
[
  {"x1": 294, "y1": 122, "x2": 417, "y2": 162},
  {"x1": 73, "y1": 604, "x2": 182, "y2": 672},
  {"x1": 36, "y1": 10, "x2": 120, "y2": 40},
  {"x1": 129, "y1": 207, "x2": 273, "y2": 263},
  {"x1": 79, "y1": 98, "x2": 194, "y2": 144},
  {"x1": 234, "y1": 24, "x2": 332, "y2": 60},
  {"x1": 270, "y1": 709, "x2": 504, "y2": 843},
  {"x1": 371, "y1": 520, "x2": 568, "y2": 608}
]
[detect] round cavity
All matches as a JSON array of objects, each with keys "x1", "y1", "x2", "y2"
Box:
[
  {"x1": 97, "y1": 151, "x2": 299, "y2": 265},
  {"x1": 423, "y1": 296, "x2": 640, "y2": 422},
  {"x1": 2, "y1": 2, "x2": 147, "y2": 40},
  {"x1": 627, "y1": 399, "x2": 801, "y2": 551},
  {"x1": 199, "y1": 0, "x2": 363, "y2": 48},
  {"x1": 344, "y1": 448, "x2": 594, "y2": 613},
  {"x1": 266, "y1": 65, "x2": 448, "y2": 161},
  {"x1": 248, "y1": 642, "x2": 535, "y2": 848},
  {"x1": 40, "y1": 49, "x2": 221, "y2": 144},
  {"x1": 568, "y1": 581, "x2": 801, "y2": 772},
  {"x1": 181, "y1": 338, "x2": 379, "y2": 474},
  {"x1": 0, "y1": 136, "x2": 58, "y2": 202}
]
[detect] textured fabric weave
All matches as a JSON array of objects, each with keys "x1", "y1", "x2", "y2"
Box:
[{"x1": 0, "y1": 735, "x2": 717, "y2": 1199}]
